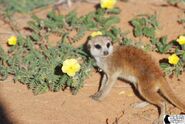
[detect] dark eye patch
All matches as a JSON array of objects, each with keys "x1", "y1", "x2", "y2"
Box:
[
  {"x1": 106, "y1": 43, "x2": 110, "y2": 48},
  {"x1": 94, "y1": 44, "x2": 101, "y2": 49}
]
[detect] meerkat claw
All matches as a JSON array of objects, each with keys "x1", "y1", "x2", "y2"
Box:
[{"x1": 90, "y1": 92, "x2": 103, "y2": 101}]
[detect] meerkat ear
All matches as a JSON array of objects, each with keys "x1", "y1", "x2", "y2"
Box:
[
  {"x1": 106, "y1": 37, "x2": 113, "y2": 44},
  {"x1": 86, "y1": 40, "x2": 91, "y2": 50}
]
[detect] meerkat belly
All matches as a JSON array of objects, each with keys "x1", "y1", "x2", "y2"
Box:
[{"x1": 119, "y1": 73, "x2": 138, "y2": 87}]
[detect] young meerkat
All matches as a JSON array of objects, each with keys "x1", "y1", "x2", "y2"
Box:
[{"x1": 87, "y1": 36, "x2": 185, "y2": 124}]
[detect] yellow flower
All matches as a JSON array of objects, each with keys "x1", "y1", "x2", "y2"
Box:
[
  {"x1": 177, "y1": 35, "x2": 185, "y2": 45},
  {"x1": 7, "y1": 36, "x2": 17, "y2": 46},
  {"x1": 91, "y1": 31, "x2": 103, "y2": 37},
  {"x1": 168, "y1": 54, "x2": 180, "y2": 65},
  {"x1": 100, "y1": 0, "x2": 117, "y2": 9},
  {"x1": 62, "y1": 59, "x2": 81, "y2": 77}
]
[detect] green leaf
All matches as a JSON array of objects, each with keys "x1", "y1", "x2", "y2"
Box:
[
  {"x1": 28, "y1": 20, "x2": 41, "y2": 33},
  {"x1": 150, "y1": 37, "x2": 158, "y2": 45},
  {"x1": 182, "y1": 52, "x2": 185, "y2": 61},
  {"x1": 143, "y1": 27, "x2": 155, "y2": 38},
  {"x1": 130, "y1": 19, "x2": 140, "y2": 27},
  {"x1": 160, "y1": 63, "x2": 170, "y2": 69},
  {"x1": 162, "y1": 44, "x2": 172, "y2": 53},
  {"x1": 111, "y1": 27, "x2": 121, "y2": 37},
  {"x1": 149, "y1": 15, "x2": 159, "y2": 28},
  {"x1": 122, "y1": 38, "x2": 133, "y2": 45},
  {"x1": 33, "y1": 83, "x2": 49, "y2": 95},
  {"x1": 65, "y1": 11, "x2": 78, "y2": 26},
  {"x1": 31, "y1": 15, "x2": 41, "y2": 22},
  {"x1": 0, "y1": 46, "x2": 8, "y2": 61},
  {"x1": 107, "y1": 7, "x2": 121, "y2": 14},
  {"x1": 0, "y1": 66, "x2": 8, "y2": 80},
  {"x1": 138, "y1": 18, "x2": 146, "y2": 26},
  {"x1": 31, "y1": 33, "x2": 40, "y2": 42},
  {"x1": 134, "y1": 26, "x2": 143, "y2": 37},
  {"x1": 104, "y1": 16, "x2": 120, "y2": 29},
  {"x1": 67, "y1": 78, "x2": 73, "y2": 86},
  {"x1": 161, "y1": 36, "x2": 168, "y2": 45}
]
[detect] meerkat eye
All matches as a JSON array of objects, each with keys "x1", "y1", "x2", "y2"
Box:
[
  {"x1": 94, "y1": 44, "x2": 101, "y2": 49},
  {"x1": 106, "y1": 43, "x2": 110, "y2": 48}
]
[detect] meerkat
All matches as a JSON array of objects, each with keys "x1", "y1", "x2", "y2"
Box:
[{"x1": 87, "y1": 36, "x2": 185, "y2": 124}]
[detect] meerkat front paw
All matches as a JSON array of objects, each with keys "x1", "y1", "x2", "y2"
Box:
[{"x1": 90, "y1": 91, "x2": 103, "y2": 101}]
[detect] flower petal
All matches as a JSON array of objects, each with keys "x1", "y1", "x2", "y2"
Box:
[
  {"x1": 177, "y1": 35, "x2": 185, "y2": 45},
  {"x1": 74, "y1": 63, "x2": 81, "y2": 72},
  {"x1": 91, "y1": 31, "x2": 103, "y2": 37},
  {"x1": 61, "y1": 65, "x2": 68, "y2": 73},
  {"x1": 8, "y1": 36, "x2": 17, "y2": 46},
  {"x1": 168, "y1": 54, "x2": 179, "y2": 65},
  {"x1": 67, "y1": 71, "x2": 76, "y2": 77},
  {"x1": 61, "y1": 58, "x2": 81, "y2": 77},
  {"x1": 100, "y1": 0, "x2": 117, "y2": 9}
]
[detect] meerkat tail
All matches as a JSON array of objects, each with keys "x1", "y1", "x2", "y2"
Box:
[{"x1": 160, "y1": 78, "x2": 185, "y2": 112}]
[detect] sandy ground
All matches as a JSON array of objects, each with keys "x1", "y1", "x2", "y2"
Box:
[{"x1": 0, "y1": 0, "x2": 185, "y2": 124}]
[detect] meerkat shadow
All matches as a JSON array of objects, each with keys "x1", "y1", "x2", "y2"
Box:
[
  {"x1": 180, "y1": 112, "x2": 185, "y2": 114},
  {"x1": 83, "y1": 38, "x2": 91, "y2": 55},
  {"x1": 118, "y1": 78, "x2": 146, "y2": 101}
]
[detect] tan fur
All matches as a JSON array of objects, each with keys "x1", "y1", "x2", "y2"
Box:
[{"x1": 88, "y1": 36, "x2": 185, "y2": 124}]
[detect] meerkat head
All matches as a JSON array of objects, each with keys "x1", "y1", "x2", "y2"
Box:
[{"x1": 87, "y1": 36, "x2": 113, "y2": 58}]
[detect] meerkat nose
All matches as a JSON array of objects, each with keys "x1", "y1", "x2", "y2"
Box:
[{"x1": 103, "y1": 51, "x2": 109, "y2": 55}]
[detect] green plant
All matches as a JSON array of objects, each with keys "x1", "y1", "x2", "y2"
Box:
[
  {"x1": 121, "y1": 37, "x2": 152, "y2": 51},
  {"x1": 150, "y1": 36, "x2": 173, "y2": 54},
  {"x1": 160, "y1": 37, "x2": 185, "y2": 76},
  {"x1": 166, "y1": 0, "x2": 185, "y2": 5},
  {"x1": 128, "y1": 13, "x2": 185, "y2": 76},
  {"x1": 0, "y1": 0, "x2": 55, "y2": 14},
  {"x1": 0, "y1": 35, "x2": 94, "y2": 95},
  {"x1": 178, "y1": 18, "x2": 185, "y2": 24},
  {"x1": 0, "y1": 7, "x2": 124, "y2": 94},
  {"x1": 29, "y1": 8, "x2": 122, "y2": 43},
  {"x1": 130, "y1": 15, "x2": 159, "y2": 38},
  {"x1": 160, "y1": 56, "x2": 184, "y2": 77},
  {"x1": 178, "y1": 18, "x2": 185, "y2": 29}
]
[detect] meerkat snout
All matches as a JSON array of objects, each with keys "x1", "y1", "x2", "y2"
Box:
[
  {"x1": 88, "y1": 36, "x2": 113, "y2": 57},
  {"x1": 103, "y1": 51, "x2": 109, "y2": 55}
]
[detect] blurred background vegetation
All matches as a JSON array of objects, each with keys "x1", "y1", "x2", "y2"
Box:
[{"x1": 0, "y1": 0, "x2": 56, "y2": 14}]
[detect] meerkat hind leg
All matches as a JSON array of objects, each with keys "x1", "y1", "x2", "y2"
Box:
[
  {"x1": 153, "y1": 102, "x2": 166, "y2": 124},
  {"x1": 140, "y1": 89, "x2": 166, "y2": 124}
]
